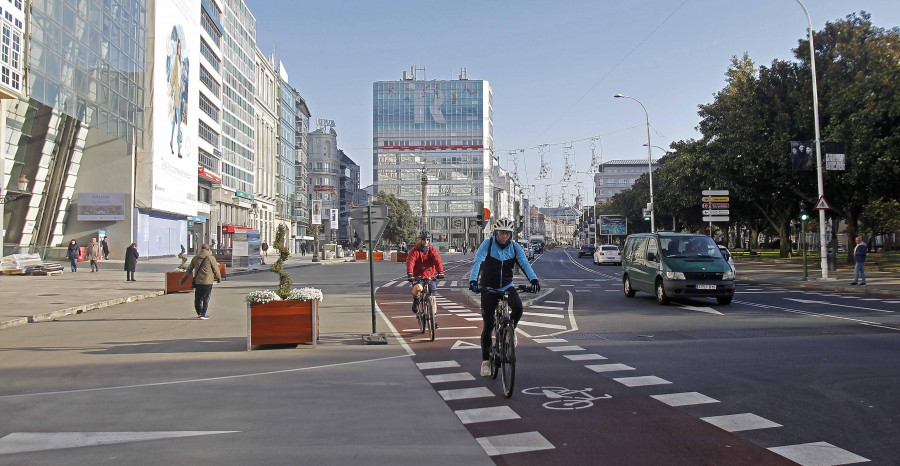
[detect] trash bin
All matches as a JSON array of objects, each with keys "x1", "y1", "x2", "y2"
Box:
[{"x1": 827, "y1": 239, "x2": 838, "y2": 272}]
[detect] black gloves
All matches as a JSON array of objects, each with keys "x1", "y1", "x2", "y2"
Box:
[
  {"x1": 436, "y1": 273, "x2": 445, "y2": 280},
  {"x1": 407, "y1": 274, "x2": 414, "y2": 283},
  {"x1": 469, "y1": 280, "x2": 480, "y2": 293},
  {"x1": 530, "y1": 279, "x2": 540, "y2": 293}
]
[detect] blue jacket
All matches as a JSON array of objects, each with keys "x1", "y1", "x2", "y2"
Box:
[
  {"x1": 469, "y1": 237, "x2": 538, "y2": 289},
  {"x1": 854, "y1": 242, "x2": 868, "y2": 263}
]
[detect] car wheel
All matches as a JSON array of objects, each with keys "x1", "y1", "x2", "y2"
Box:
[
  {"x1": 717, "y1": 296, "x2": 733, "y2": 305},
  {"x1": 623, "y1": 276, "x2": 635, "y2": 297},
  {"x1": 655, "y1": 279, "x2": 669, "y2": 305}
]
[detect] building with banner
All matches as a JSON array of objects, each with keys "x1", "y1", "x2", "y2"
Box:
[
  {"x1": 308, "y1": 124, "x2": 340, "y2": 244},
  {"x1": 373, "y1": 68, "x2": 503, "y2": 247}
]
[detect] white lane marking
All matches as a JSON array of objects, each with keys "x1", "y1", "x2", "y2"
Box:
[
  {"x1": 530, "y1": 305, "x2": 565, "y2": 311},
  {"x1": 381, "y1": 301, "x2": 412, "y2": 304},
  {"x1": 886, "y1": 301, "x2": 900, "y2": 304},
  {"x1": 451, "y1": 340, "x2": 481, "y2": 350},
  {"x1": 860, "y1": 298, "x2": 880, "y2": 301},
  {"x1": 450, "y1": 281, "x2": 458, "y2": 287},
  {"x1": 476, "y1": 431, "x2": 555, "y2": 456},
  {"x1": 523, "y1": 311, "x2": 566, "y2": 319},
  {"x1": 651, "y1": 392, "x2": 720, "y2": 407},
  {"x1": 677, "y1": 304, "x2": 725, "y2": 315},
  {"x1": 455, "y1": 313, "x2": 482, "y2": 317},
  {"x1": 586, "y1": 363, "x2": 635, "y2": 373},
  {"x1": 518, "y1": 321, "x2": 568, "y2": 330},
  {"x1": 534, "y1": 338, "x2": 568, "y2": 343},
  {"x1": 392, "y1": 316, "x2": 417, "y2": 319},
  {"x1": 0, "y1": 432, "x2": 240, "y2": 455},
  {"x1": 545, "y1": 300, "x2": 566, "y2": 304},
  {"x1": 575, "y1": 290, "x2": 590, "y2": 292},
  {"x1": 412, "y1": 336, "x2": 480, "y2": 342},
  {"x1": 439, "y1": 387, "x2": 495, "y2": 401},
  {"x1": 565, "y1": 354, "x2": 607, "y2": 361},
  {"x1": 465, "y1": 317, "x2": 484, "y2": 322},
  {"x1": 382, "y1": 282, "x2": 397, "y2": 287},
  {"x1": 547, "y1": 345, "x2": 584, "y2": 352},
  {"x1": 455, "y1": 406, "x2": 520, "y2": 424},
  {"x1": 425, "y1": 372, "x2": 475, "y2": 384},
  {"x1": 416, "y1": 361, "x2": 460, "y2": 370},
  {"x1": 427, "y1": 326, "x2": 476, "y2": 330},
  {"x1": 784, "y1": 298, "x2": 893, "y2": 313},
  {"x1": 701, "y1": 413, "x2": 782, "y2": 432},
  {"x1": 768, "y1": 441, "x2": 870, "y2": 465},
  {"x1": 735, "y1": 300, "x2": 900, "y2": 331},
  {"x1": 613, "y1": 376, "x2": 672, "y2": 387}
]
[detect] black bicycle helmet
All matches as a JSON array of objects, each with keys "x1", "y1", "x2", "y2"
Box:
[{"x1": 418, "y1": 231, "x2": 430, "y2": 240}]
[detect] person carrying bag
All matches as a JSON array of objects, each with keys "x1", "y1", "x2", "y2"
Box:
[{"x1": 180, "y1": 244, "x2": 222, "y2": 319}]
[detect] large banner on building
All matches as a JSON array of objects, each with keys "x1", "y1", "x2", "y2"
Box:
[
  {"x1": 141, "y1": 0, "x2": 200, "y2": 216},
  {"x1": 77, "y1": 193, "x2": 126, "y2": 221}
]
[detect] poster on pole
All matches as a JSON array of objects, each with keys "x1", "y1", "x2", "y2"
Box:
[
  {"x1": 311, "y1": 200, "x2": 322, "y2": 225},
  {"x1": 599, "y1": 215, "x2": 627, "y2": 235},
  {"x1": 330, "y1": 209, "x2": 338, "y2": 228}
]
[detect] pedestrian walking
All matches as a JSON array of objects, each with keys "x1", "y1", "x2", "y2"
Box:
[
  {"x1": 300, "y1": 241, "x2": 307, "y2": 256},
  {"x1": 851, "y1": 236, "x2": 868, "y2": 286},
  {"x1": 86, "y1": 237, "x2": 101, "y2": 272},
  {"x1": 124, "y1": 243, "x2": 139, "y2": 281},
  {"x1": 462, "y1": 242, "x2": 468, "y2": 255},
  {"x1": 180, "y1": 243, "x2": 222, "y2": 319},
  {"x1": 66, "y1": 239, "x2": 80, "y2": 272},
  {"x1": 262, "y1": 241, "x2": 269, "y2": 257},
  {"x1": 401, "y1": 241, "x2": 407, "y2": 253},
  {"x1": 101, "y1": 236, "x2": 110, "y2": 260}
]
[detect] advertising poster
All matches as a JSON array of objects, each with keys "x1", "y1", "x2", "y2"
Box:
[
  {"x1": 330, "y1": 209, "x2": 338, "y2": 227},
  {"x1": 311, "y1": 200, "x2": 322, "y2": 225},
  {"x1": 600, "y1": 215, "x2": 627, "y2": 235},
  {"x1": 151, "y1": 0, "x2": 200, "y2": 215},
  {"x1": 77, "y1": 193, "x2": 126, "y2": 221}
]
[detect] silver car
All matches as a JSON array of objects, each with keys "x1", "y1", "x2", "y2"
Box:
[{"x1": 594, "y1": 245, "x2": 622, "y2": 266}]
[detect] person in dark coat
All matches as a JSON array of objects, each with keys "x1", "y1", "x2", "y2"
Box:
[
  {"x1": 124, "y1": 243, "x2": 139, "y2": 281},
  {"x1": 66, "y1": 239, "x2": 79, "y2": 272},
  {"x1": 101, "y1": 236, "x2": 110, "y2": 260},
  {"x1": 180, "y1": 244, "x2": 222, "y2": 319}
]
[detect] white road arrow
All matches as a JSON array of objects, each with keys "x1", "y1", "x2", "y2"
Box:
[
  {"x1": 785, "y1": 298, "x2": 893, "y2": 313},
  {"x1": 677, "y1": 305, "x2": 724, "y2": 315},
  {"x1": 0, "y1": 431, "x2": 239, "y2": 455}
]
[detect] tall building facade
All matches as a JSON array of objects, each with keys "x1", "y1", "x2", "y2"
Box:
[
  {"x1": 253, "y1": 47, "x2": 277, "y2": 245},
  {"x1": 308, "y1": 125, "x2": 339, "y2": 243},
  {"x1": 594, "y1": 159, "x2": 660, "y2": 204},
  {"x1": 373, "y1": 69, "x2": 493, "y2": 246},
  {"x1": 338, "y1": 149, "x2": 359, "y2": 244},
  {"x1": 275, "y1": 62, "x2": 296, "y2": 247},
  {"x1": 293, "y1": 91, "x2": 311, "y2": 251}
]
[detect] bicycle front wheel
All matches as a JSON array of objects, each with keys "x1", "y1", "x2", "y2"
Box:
[
  {"x1": 499, "y1": 325, "x2": 516, "y2": 398},
  {"x1": 427, "y1": 296, "x2": 436, "y2": 342},
  {"x1": 416, "y1": 298, "x2": 425, "y2": 334}
]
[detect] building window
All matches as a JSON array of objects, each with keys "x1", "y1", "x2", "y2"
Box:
[
  {"x1": 200, "y1": 38, "x2": 220, "y2": 72},
  {"x1": 199, "y1": 148, "x2": 218, "y2": 172},
  {"x1": 200, "y1": 12, "x2": 221, "y2": 47},
  {"x1": 199, "y1": 92, "x2": 219, "y2": 121},
  {"x1": 199, "y1": 120, "x2": 219, "y2": 147},
  {"x1": 199, "y1": 66, "x2": 219, "y2": 95}
]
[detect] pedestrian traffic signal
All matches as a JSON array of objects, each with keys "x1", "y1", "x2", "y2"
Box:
[
  {"x1": 477, "y1": 214, "x2": 483, "y2": 226},
  {"x1": 799, "y1": 200, "x2": 810, "y2": 222}
]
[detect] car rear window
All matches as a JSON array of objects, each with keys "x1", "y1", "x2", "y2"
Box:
[{"x1": 601, "y1": 246, "x2": 618, "y2": 251}]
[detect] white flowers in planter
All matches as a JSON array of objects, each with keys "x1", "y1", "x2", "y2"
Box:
[{"x1": 245, "y1": 287, "x2": 324, "y2": 304}]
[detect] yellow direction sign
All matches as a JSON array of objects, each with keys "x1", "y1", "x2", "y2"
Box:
[{"x1": 702, "y1": 196, "x2": 730, "y2": 202}]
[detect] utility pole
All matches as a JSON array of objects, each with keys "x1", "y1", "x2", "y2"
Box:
[{"x1": 420, "y1": 164, "x2": 428, "y2": 233}]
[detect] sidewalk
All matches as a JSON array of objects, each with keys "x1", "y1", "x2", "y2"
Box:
[
  {"x1": 0, "y1": 252, "x2": 352, "y2": 331},
  {"x1": 734, "y1": 257, "x2": 900, "y2": 295}
]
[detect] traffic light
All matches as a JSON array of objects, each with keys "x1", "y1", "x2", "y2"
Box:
[
  {"x1": 642, "y1": 208, "x2": 651, "y2": 221},
  {"x1": 799, "y1": 200, "x2": 810, "y2": 222},
  {"x1": 518, "y1": 214, "x2": 524, "y2": 232},
  {"x1": 477, "y1": 214, "x2": 483, "y2": 226}
]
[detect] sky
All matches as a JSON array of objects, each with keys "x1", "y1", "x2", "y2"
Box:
[{"x1": 249, "y1": 0, "x2": 900, "y2": 207}]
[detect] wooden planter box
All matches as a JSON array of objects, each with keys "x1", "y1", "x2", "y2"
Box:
[
  {"x1": 354, "y1": 251, "x2": 384, "y2": 261},
  {"x1": 218, "y1": 263, "x2": 227, "y2": 280},
  {"x1": 165, "y1": 271, "x2": 192, "y2": 294},
  {"x1": 247, "y1": 299, "x2": 319, "y2": 350},
  {"x1": 391, "y1": 252, "x2": 408, "y2": 262}
]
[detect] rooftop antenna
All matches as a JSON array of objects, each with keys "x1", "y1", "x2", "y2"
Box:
[{"x1": 459, "y1": 67, "x2": 468, "y2": 80}]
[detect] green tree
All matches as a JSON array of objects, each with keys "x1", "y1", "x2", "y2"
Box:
[
  {"x1": 859, "y1": 199, "x2": 900, "y2": 248},
  {"x1": 372, "y1": 191, "x2": 417, "y2": 249}
]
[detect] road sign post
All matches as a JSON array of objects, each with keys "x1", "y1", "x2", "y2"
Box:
[
  {"x1": 701, "y1": 189, "x2": 730, "y2": 236},
  {"x1": 352, "y1": 205, "x2": 389, "y2": 345}
]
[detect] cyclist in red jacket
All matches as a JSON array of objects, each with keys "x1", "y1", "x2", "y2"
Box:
[{"x1": 406, "y1": 231, "x2": 445, "y2": 315}]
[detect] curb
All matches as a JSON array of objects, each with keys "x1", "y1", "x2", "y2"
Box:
[{"x1": 0, "y1": 291, "x2": 165, "y2": 331}]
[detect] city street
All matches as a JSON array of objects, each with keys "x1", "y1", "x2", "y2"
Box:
[{"x1": 0, "y1": 250, "x2": 897, "y2": 464}]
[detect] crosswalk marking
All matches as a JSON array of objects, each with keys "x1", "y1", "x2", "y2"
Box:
[
  {"x1": 476, "y1": 431, "x2": 555, "y2": 457},
  {"x1": 768, "y1": 442, "x2": 869, "y2": 466},
  {"x1": 426, "y1": 372, "x2": 475, "y2": 384},
  {"x1": 547, "y1": 345, "x2": 584, "y2": 352},
  {"x1": 455, "y1": 406, "x2": 520, "y2": 424},
  {"x1": 523, "y1": 311, "x2": 565, "y2": 319},
  {"x1": 613, "y1": 376, "x2": 672, "y2": 387},
  {"x1": 455, "y1": 313, "x2": 482, "y2": 317},
  {"x1": 651, "y1": 392, "x2": 720, "y2": 407},
  {"x1": 534, "y1": 338, "x2": 568, "y2": 343},
  {"x1": 565, "y1": 354, "x2": 607, "y2": 361},
  {"x1": 451, "y1": 281, "x2": 458, "y2": 287},
  {"x1": 517, "y1": 321, "x2": 568, "y2": 330},
  {"x1": 530, "y1": 305, "x2": 565, "y2": 311},
  {"x1": 465, "y1": 317, "x2": 483, "y2": 322},
  {"x1": 438, "y1": 387, "x2": 495, "y2": 401},
  {"x1": 416, "y1": 361, "x2": 460, "y2": 370},
  {"x1": 586, "y1": 363, "x2": 635, "y2": 373},
  {"x1": 545, "y1": 300, "x2": 566, "y2": 304},
  {"x1": 701, "y1": 413, "x2": 781, "y2": 432}
]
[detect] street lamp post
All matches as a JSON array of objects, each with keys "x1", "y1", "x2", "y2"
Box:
[
  {"x1": 615, "y1": 94, "x2": 656, "y2": 232},
  {"x1": 795, "y1": 0, "x2": 829, "y2": 280}
]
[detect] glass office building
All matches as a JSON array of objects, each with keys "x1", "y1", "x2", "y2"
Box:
[{"x1": 373, "y1": 74, "x2": 492, "y2": 246}]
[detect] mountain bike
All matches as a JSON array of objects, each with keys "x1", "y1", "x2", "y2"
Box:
[
  {"x1": 482, "y1": 284, "x2": 532, "y2": 398},
  {"x1": 411, "y1": 276, "x2": 436, "y2": 342}
]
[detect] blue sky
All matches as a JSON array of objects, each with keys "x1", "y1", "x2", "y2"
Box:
[{"x1": 250, "y1": 0, "x2": 900, "y2": 206}]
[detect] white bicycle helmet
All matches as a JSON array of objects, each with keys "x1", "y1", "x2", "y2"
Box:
[{"x1": 493, "y1": 217, "x2": 515, "y2": 233}]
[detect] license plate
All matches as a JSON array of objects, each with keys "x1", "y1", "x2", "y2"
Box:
[{"x1": 696, "y1": 284, "x2": 716, "y2": 290}]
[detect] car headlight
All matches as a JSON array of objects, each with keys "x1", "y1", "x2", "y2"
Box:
[
  {"x1": 722, "y1": 271, "x2": 735, "y2": 280},
  {"x1": 665, "y1": 271, "x2": 686, "y2": 280}
]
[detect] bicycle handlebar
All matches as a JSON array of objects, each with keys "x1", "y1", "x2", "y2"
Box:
[{"x1": 481, "y1": 284, "x2": 533, "y2": 296}]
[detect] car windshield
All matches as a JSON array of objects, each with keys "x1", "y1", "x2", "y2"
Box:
[{"x1": 659, "y1": 236, "x2": 720, "y2": 258}]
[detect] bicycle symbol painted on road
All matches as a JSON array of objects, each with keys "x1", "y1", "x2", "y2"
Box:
[{"x1": 521, "y1": 386, "x2": 612, "y2": 410}]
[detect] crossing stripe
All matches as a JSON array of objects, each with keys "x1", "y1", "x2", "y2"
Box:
[
  {"x1": 523, "y1": 311, "x2": 565, "y2": 319},
  {"x1": 416, "y1": 361, "x2": 460, "y2": 370},
  {"x1": 476, "y1": 431, "x2": 555, "y2": 456},
  {"x1": 565, "y1": 354, "x2": 607, "y2": 361},
  {"x1": 517, "y1": 321, "x2": 567, "y2": 330},
  {"x1": 586, "y1": 363, "x2": 635, "y2": 373},
  {"x1": 546, "y1": 345, "x2": 584, "y2": 352},
  {"x1": 651, "y1": 392, "x2": 720, "y2": 407},
  {"x1": 768, "y1": 442, "x2": 869, "y2": 465},
  {"x1": 451, "y1": 281, "x2": 458, "y2": 287},
  {"x1": 426, "y1": 372, "x2": 475, "y2": 384},
  {"x1": 534, "y1": 338, "x2": 567, "y2": 343},
  {"x1": 530, "y1": 305, "x2": 565, "y2": 311},
  {"x1": 455, "y1": 406, "x2": 520, "y2": 424},
  {"x1": 613, "y1": 376, "x2": 672, "y2": 387},
  {"x1": 438, "y1": 387, "x2": 495, "y2": 401},
  {"x1": 701, "y1": 413, "x2": 782, "y2": 432}
]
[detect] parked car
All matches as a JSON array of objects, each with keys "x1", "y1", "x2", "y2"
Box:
[
  {"x1": 622, "y1": 233, "x2": 735, "y2": 305},
  {"x1": 532, "y1": 242, "x2": 544, "y2": 254},
  {"x1": 718, "y1": 245, "x2": 736, "y2": 274},
  {"x1": 519, "y1": 242, "x2": 535, "y2": 260},
  {"x1": 578, "y1": 244, "x2": 595, "y2": 258},
  {"x1": 594, "y1": 244, "x2": 622, "y2": 266}
]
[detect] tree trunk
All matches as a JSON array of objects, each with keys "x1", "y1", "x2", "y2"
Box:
[
  {"x1": 779, "y1": 223, "x2": 792, "y2": 258},
  {"x1": 749, "y1": 228, "x2": 759, "y2": 249},
  {"x1": 845, "y1": 210, "x2": 859, "y2": 264}
]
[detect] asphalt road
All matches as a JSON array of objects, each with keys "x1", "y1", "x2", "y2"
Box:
[{"x1": 377, "y1": 247, "x2": 899, "y2": 465}]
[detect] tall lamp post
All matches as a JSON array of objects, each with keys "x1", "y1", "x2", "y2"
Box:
[
  {"x1": 0, "y1": 176, "x2": 31, "y2": 258},
  {"x1": 795, "y1": 0, "x2": 829, "y2": 280},
  {"x1": 615, "y1": 93, "x2": 655, "y2": 232}
]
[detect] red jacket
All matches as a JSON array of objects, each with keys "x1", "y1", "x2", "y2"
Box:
[{"x1": 406, "y1": 245, "x2": 444, "y2": 279}]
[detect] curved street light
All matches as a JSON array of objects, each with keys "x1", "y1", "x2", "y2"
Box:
[
  {"x1": 615, "y1": 94, "x2": 656, "y2": 232},
  {"x1": 643, "y1": 143, "x2": 673, "y2": 155}
]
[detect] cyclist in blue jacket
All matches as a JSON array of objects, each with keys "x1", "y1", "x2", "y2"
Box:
[{"x1": 469, "y1": 218, "x2": 540, "y2": 377}]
